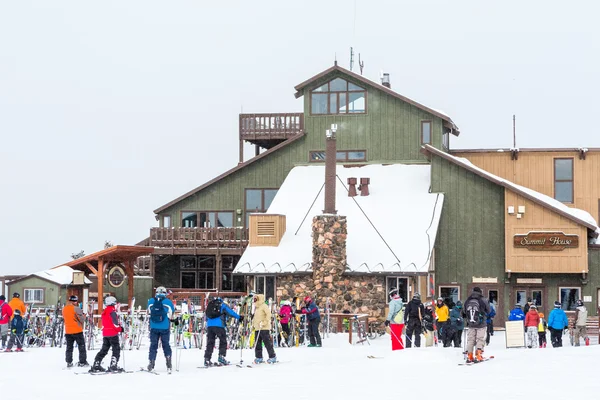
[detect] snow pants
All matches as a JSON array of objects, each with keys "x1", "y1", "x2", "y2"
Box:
[
  {"x1": 390, "y1": 323, "x2": 405, "y2": 350},
  {"x1": 0, "y1": 323, "x2": 8, "y2": 347},
  {"x1": 486, "y1": 321, "x2": 494, "y2": 345},
  {"x1": 254, "y1": 330, "x2": 276, "y2": 359},
  {"x1": 549, "y1": 327, "x2": 563, "y2": 347},
  {"x1": 65, "y1": 332, "x2": 87, "y2": 363},
  {"x1": 204, "y1": 326, "x2": 227, "y2": 359},
  {"x1": 538, "y1": 331, "x2": 547, "y2": 347},
  {"x1": 95, "y1": 335, "x2": 120, "y2": 364},
  {"x1": 453, "y1": 329, "x2": 463, "y2": 347},
  {"x1": 574, "y1": 326, "x2": 587, "y2": 346},
  {"x1": 405, "y1": 318, "x2": 421, "y2": 348},
  {"x1": 526, "y1": 326, "x2": 538, "y2": 348},
  {"x1": 308, "y1": 317, "x2": 322, "y2": 346},
  {"x1": 466, "y1": 327, "x2": 486, "y2": 354},
  {"x1": 6, "y1": 333, "x2": 24, "y2": 350},
  {"x1": 149, "y1": 328, "x2": 172, "y2": 361}
]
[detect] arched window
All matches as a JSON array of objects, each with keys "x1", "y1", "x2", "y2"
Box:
[{"x1": 310, "y1": 77, "x2": 366, "y2": 115}]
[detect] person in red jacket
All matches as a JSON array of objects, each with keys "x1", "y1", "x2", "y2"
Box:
[
  {"x1": 524, "y1": 304, "x2": 541, "y2": 349},
  {"x1": 0, "y1": 295, "x2": 14, "y2": 349},
  {"x1": 90, "y1": 296, "x2": 124, "y2": 373}
]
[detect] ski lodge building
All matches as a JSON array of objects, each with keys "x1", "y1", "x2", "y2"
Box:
[{"x1": 142, "y1": 63, "x2": 600, "y2": 327}]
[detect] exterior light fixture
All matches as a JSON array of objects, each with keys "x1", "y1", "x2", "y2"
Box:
[
  {"x1": 326, "y1": 129, "x2": 333, "y2": 139},
  {"x1": 330, "y1": 123, "x2": 338, "y2": 133}
]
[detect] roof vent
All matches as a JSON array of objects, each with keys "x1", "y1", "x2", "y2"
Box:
[
  {"x1": 359, "y1": 177, "x2": 370, "y2": 196},
  {"x1": 347, "y1": 177, "x2": 358, "y2": 197},
  {"x1": 381, "y1": 73, "x2": 390, "y2": 88}
]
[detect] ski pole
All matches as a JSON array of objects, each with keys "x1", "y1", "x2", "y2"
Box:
[{"x1": 120, "y1": 332, "x2": 126, "y2": 370}]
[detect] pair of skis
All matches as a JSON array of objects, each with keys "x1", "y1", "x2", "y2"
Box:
[{"x1": 458, "y1": 355, "x2": 494, "y2": 366}]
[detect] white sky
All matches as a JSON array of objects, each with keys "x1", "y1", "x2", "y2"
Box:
[{"x1": 1, "y1": 1, "x2": 599, "y2": 275}]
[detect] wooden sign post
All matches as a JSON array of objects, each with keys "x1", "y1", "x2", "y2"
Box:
[{"x1": 505, "y1": 320, "x2": 526, "y2": 348}]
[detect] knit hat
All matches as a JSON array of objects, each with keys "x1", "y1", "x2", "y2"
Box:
[
  {"x1": 554, "y1": 301, "x2": 561, "y2": 308},
  {"x1": 472, "y1": 287, "x2": 482, "y2": 294},
  {"x1": 0, "y1": 295, "x2": 5, "y2": 301}
]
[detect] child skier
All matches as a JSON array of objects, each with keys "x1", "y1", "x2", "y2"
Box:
[
  {"x1": 524, "y1": 304, "x2": 540, "y2": 348},
  {"x1": 90, "y1": 296, "x2": 125, "y2": 373},
  {"x1": 538, "y1": 312, "x2": 548, "y2": 348},
  {"x1": 252, "y1": 294, "x2": 277, "y2": 364},
  {"x1": 278, "y1": 300, "x2": 293, "y2": 345},
  {"x1": 5, "y1": 309, "x2": 27, "y2": 352}
]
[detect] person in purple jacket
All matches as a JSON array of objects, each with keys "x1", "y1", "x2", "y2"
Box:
[{"x1": 297, "y1": 296, "x2": 322, "y2": 347}]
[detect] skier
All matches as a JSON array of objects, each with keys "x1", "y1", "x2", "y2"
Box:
[
  {"x1": 508, "y1": 304, "x2": 525, "y2": 321},
  {"x1": 449, "y1": 300, "x2": 464, "y2": 348},
  {"x1": 523, "y1": 298, "x2": 533, "y2": 314},
  {"x1": 435, "y1": 297, "x2": 450, "y2": 347},
  {"x1": 300, "y1": 296, "x2": 322, "y2": 347},
  {"x1": 486, "y1": 302, "x2": 496, "y2": 345},
  {"x1": 252, "y1": 294, "x2": 277, "y2": 364},
  {"x1": 404, "y1": 293, "x2": 424, "y2": 348},
  {"x1": 384, "y1": 288, "x2": 404, "y2": 349},
  {"x1": 422, "y1": 302, "x2": 435, "y2": 347},
  {"x1": 278, "y1": 300, "x2": 293, "y2": 344},
  {"x1": 8, "y1": 293, "x2": 26, "y2": 319},
  {"x1": 548, "y1": 300, "x2": 569, "y2": 348},
  {"x1": 4, "y1": 309, "x2": 27, "y2": 352},
  {"x1": 147, "y1": 286, "x2": 175, "y2": 372},
  {"x1": 462, "y1": 287, "x2": 491, "y2": 363},
  {"x1": 203, "y1": 296, "x2": 242, "y2": 367},
  {"x1": 0, "y1": 294, "x2": 13, "y2": 349},
  {"x1": 538, "y1": 312, "x2": 548, "y2": 348},
  {"x1": 524, "y1": 304, "x2": 540, "y2": 348},
  {"x1": 90, "y1": 296, "x2": 125, "y2": 372},
  {"x1": 62, "y1": 295, "x2": 88, "y2": 367},
  {"x1": 573, "y1": 299, "x2": 588, "y2": 346}
]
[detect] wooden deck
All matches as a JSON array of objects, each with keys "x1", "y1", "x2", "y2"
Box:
[
  {"x1": 149, "y1": 227, "x2": 249, "y2": 249},
  {"x1": 240, "y1": 113, "x2": 303, "y2": 149}
]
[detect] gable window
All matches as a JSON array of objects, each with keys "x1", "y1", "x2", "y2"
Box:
[
  {"x1": 24, "y1": 288, "x2": 44, "y2": 303},
  {"x1": 245, "y1": 188, "x2": 278, "y2": 226},
  {"x1": 421, "y1": 121, "x2": 432, "y2": 145},
  {"x1": 442, "y1": 132, "x2": 449, "y2": 150},
  {"x1": 385, "y1": 277, "x2": 408, "y2": 303},
  {"x1": 309, "y1": 150, "x2": 366, "y2": 162},
  {"x1": 554, "y1": 158, "x2": 574, "y2": 203},
  {"x1": 162, "y1": 215, "x2": 171, "y2": 228},
  {"x1": 310, "y1": 78, "x2": 366, "y2": 115}
]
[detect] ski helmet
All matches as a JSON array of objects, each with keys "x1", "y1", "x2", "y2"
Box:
[
  {"x1": 69, "y1": 295, "x2": 78, "y2": 302},
  {"x1": 304, "y1": 296, "x2": 312, "y2": 303},
  {"x1": 530, "y1": 304, "x2": 537, "y2": 309},
  {"x1": 554, "y1": 301, "x2": 561, "y2": 308},
  {"x1": 412, "y1": 293, "x2": 421, "y2": 301},
  {"x1": 389, "y1": 288, "x2": 398, "y2": 297},
  {"x1": 284, "y1": 300, "x2": 291, "y2": 306},
  {"x1": 104, "y1": 296, "x2": 117, "y2": 306},
  {"x1": 13, "y1": 292, "x2": 20, "y2": 298},
  {"x1": 576, "y1": 299, "x2": 584, "y2": 307},
  {"x1": 155, "y1": 286, "x2": 167, "y2": 297},
  {"x1": 515, "y1": 303, "x2": 522, "y2": 308}
]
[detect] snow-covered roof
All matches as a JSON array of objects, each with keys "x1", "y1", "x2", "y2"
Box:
[
  {"x1": 34, "y1": 265, "x2": 92, "y2": 285},
  {"x1": 235, "y1": 164, "x2": 444, "y2": 274},
  {"x1": 424, "y1": 144, "x2": 599, "y2": 234}
]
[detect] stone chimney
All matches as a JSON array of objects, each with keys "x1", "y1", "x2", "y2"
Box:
[{"x1": 381, "y1": 73, "x2": 391, "y2": 88}]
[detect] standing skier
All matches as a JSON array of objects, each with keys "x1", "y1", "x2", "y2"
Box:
[
  {"x1": 508, "y1": 304, "x2": 525, "y2": 321},
  {"x1": 435, "y1": 297, "x2": 450, "y2": 347},
  {"x1": 5, "y1": 309, "x2": 27, "y2": 352},
  {"x1": 278, "y1": 300, "x2": 293, "y2": 344},
  {"x1": 486, "y1": 302, "x2": 496, "y2": 345},
  {"x1": 8, "y1": 293, "x2": 26, "y2": 319},
  {"x1": 0, "y1": 295, "x2": 13, "y2": 349},
  {"x1": 90, "y1": 296, "x2": 124, "y2": 372},
  {"x1": 62, "y1": 295, "x2": 88, "y2": 367},
  {"x1": 422, "y1": 302, "x2": 435, "y2": 347},
  {"x1": 547, "y1": 301, "x2": 568, "y2": 348},
  {"x1": 252, "y1": 294, "x2": 277, "y2": 364},
  {"x1": 462, "y1": 287, "x2": 490, "y2": 363},
  {"x1": 147, "y1": 286, "x2": 175, "y2": 372},
  {"x1": 538, "y1": 312, "x2": 548, "y2": 348},
  {"x1": 524, "y1": 304, "x2": 540, "y2": 348},
  {"x1": 300, "y1": 296, "x2": 322, "y2": 347},
  {"x1": 573, "y1": 300, "x2": 588, "y2": 346},
  {"x1": 449, "y1": 301, "x2": 464, "y2": 348},
  {"x1": 384, "y1": 288, "x2": 404, "y2": 349},
  {"x1": 404, "y1": 293, "x2": 424, "y2": 348},
  {"x1": 203, "y1": 296, "x2": 242, "y2": 367}
]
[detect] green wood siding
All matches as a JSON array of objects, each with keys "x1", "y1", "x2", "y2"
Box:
[
  {"x1": 7, "y1": 277, "x2": 62, "y2": 308},
  {"x1": 104, "y1": 276, "x2": 154, "y2": 303},
  {"x1": 431, "y1": 156, "x2": 506, "y2": 287}
]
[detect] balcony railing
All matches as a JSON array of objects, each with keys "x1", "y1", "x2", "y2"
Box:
[
  {"x1": 239, "y1": 113, "x2": 304, "y2": 140},
  {"x1": 149, "y1": 227, "x2": 249, "y2": 249}
]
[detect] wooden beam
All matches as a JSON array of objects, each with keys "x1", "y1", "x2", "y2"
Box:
[
  {"x1": 98, "y1": 258, "x2": 104, "y2": 326},
  {"x1": 126, "y1": 259, "x2": 134, "y2": 307},
  {"x1": 85, "y1": 262, "x2": 98, "y2": 276}
]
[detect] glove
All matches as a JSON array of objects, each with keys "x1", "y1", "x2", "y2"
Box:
[
  {"x1": 239, "y1": 315, "x2": 244, "y2": 323},
  {"x1": 120, "y1": 326, "x2": 125, "y2": 333},
  {"x1": 11, "y1": 329, "x2": 16, "y2": 334},
  {"x1": 24, "y1": 329, "x2": 29, "y2": 334},
  {"x1": 384, "y1": 320, "x2": 390, "y2": 327},
  {"x1": 172, "y1": 318, "x2": 179, "y2": 326},
  {"x1": 301, "y1": 307, "x2": 307, "y2": 314}
]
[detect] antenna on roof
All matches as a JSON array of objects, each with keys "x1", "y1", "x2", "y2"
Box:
[
  {"x1": 334, "y1": 53, "x2": 337, "y2": 66},
  {"x1": 358, "y1": 53, "x2": 364, "y2": 75},
  {"x1": 349, "y1": 47, "x2": 354, "y2": 71}
]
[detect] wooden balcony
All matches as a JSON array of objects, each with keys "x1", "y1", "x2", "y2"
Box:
[
  {"x1": 149, "y1": 227, "x2": 249, "y2": 251},
  {"x1": 239, "y1": 113, "x2": 303, "y2": 149}
]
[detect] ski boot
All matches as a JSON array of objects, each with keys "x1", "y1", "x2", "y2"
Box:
[
  {"x1": 218, "y1": 355, "x2": 230, "y2": 365},
  {"x1": 253, "y1": 358, "x2": 264, "y2": 364},
  {"x1": 16, "y1": 348, "x2": 23, "y2": 352},
  {"x1": 166, "y1": 355, "x2": 172, "y2": 373},
  {"x1": 466, "y1": 352, "x2": 474, "y2": 363},
  {"x1": 66, "y1": 362, "x2": 74, "y2": 368},
  {"x1": 475, "y1": 349, "x2": 484, "y2": 362},
  {"x1": 4, "y1": 349, "x2": 12, "y2": 353},
  {"x1": 267, "y1": 357, "x2": 277, "y2": 364},
  {"x1": 108, "y1": 357, "x2": 124, "y2": 373},
  {"x1": 77, "y1": 361, "x2": 89, "y2": 367},
  {"x1": 89, "y1": 360, "x2": 105, "y2": 373},
  {"x1": 204, "y1": 358, "x2": 213, "y2": 368},
  {"x1": 307, "y1": 344, "x2": 317, "y2": 348},
  {"x1": 147, "y1": 359, "x2": 155, "y2": 372}
]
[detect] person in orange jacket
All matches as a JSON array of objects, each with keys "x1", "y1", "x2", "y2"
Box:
[
  {"x1": 62, "y1": 295, "x2": 88, "y2": 368},
  {"x1": 8, "y1": 293, "x2": 26, "y2": 320}
]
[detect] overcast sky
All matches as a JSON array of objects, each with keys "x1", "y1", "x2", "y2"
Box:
[{"x1": 1, "y1": 1, "x2": 599, "y2": 275}]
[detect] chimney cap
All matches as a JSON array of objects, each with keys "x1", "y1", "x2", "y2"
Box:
[{"x1": 381, "y1": 73, "x2": 390, "y2": 88}]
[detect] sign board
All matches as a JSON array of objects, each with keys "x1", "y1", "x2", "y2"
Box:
[
  {"x1": 513, "y1": 231, "x2": 578, "y2": 251},
  {"x1": 472, "y1": 277, "x2": 498, "y2": 284},
  {"x1": 72, "y1": 271, "x2": 85, "y2": 285},
  {"x1": 584, "y1": 296, "x2": 592, "y2": 303},
  {"x1": 107, "y1": 265, "x2": 126, "y2": 288},
  {"x1": 505, "y1": 320, "x2": 526, "y2": 348},
  {"x1": 516, "y1": 278, "x2": 543, "y2": 284}
]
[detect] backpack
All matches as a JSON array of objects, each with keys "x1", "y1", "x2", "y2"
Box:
[
  {"x1": 150, "y1": 297, "x2": 168, "y2": 323},
  {"x1": 205, "y1": 298, "x2": 223, "y2": 319},
  {"x1": 465, "y1": 298, "x2": 484, "y2": 326}
]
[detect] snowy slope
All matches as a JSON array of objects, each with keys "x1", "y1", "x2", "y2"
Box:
[{"x1": 3, "y1": 331, "x2": 599, "y2": 399}]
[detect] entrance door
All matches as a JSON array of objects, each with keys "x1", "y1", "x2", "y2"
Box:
[
  {"x1": 468, "y1": 284, "x2": 504, "y2": 328},
  {"x1": 514, "y1": 286, "x2": 545, "y2": 321}
]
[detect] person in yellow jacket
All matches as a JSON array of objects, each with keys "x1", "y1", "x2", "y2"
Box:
[
  {"x1": 251, "y1": 294, "x2": 277, "y2": 364},
  {"x1": 8, "y1": 293, "x2": 26, "y2": 320},
  {"x1": 435, "y1": 297, "x2": 451, "y2": 347},
  {"x1": 537, "y1": 312, "x2": 547, "y2": 348}
]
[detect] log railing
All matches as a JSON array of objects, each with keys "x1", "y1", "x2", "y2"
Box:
[
  {"x1": 240, "y1": 113, "x2": 304, "y2": 139},
  {"x1": 149, "y1": 227, "x2": 249, "y2": 249}
]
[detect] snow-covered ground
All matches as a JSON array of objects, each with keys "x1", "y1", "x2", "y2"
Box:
[{"x1": 3, "y1": 331, "x2": 598, "y2": 399}]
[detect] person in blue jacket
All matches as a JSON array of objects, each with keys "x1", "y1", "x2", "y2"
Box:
[
  {"x1": 486, "y1": 302, "x2": 497, "y2": 345},
  {"x1": 203, "y1": 297, "x2": 241, "y2": 367},
  {"x1": 298, "y1": 296, "x2": 321, "y2": 347},
  {"x1": 548, "y1": 300, "x2": 569, "y2": 347},
  {"x1": 449, "y1": 301, "x2": 464, "y2": 348},
  {"x1": 508, "y1": 304, "x2": 525, "y2": 321},
  {"x1": 147, "y1": 286, "x2": 175, "y2": 372}
]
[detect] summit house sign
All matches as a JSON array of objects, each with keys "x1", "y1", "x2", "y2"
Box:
[{"x1": 513, "y1": 231, "x2": 579, "y2": 251}]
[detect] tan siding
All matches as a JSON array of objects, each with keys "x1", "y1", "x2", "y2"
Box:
[
  {"x1": 249, "y1": 214, "x2": 286, "y2": 247},
  {"x1": 504, "y1": 190, "x2": 588, "y2": 273}
]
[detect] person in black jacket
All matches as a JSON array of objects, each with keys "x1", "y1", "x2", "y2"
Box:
[{"x1": 404, "y1": 294, "x2": 425, "y2": 348}]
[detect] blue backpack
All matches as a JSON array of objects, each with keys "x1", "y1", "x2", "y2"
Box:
[{"x1": 150, "y1": 297, "x2": 168, "y2": 323}]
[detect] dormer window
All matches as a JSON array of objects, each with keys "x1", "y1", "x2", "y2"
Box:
[{"x1": 310, "y1": 78, "x2": 366, "y2": 115}]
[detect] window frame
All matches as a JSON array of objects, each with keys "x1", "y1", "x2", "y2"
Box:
[
  {"x1": 23, "y1": 287, "x2": 45, "y2": 304},
  {"x1": 385, "y1": 276, "x2": 409, "y2": 304},
  {"x1": 309, "y1": 79, "x2": 367, "y2": 115},
  {"x1": 558, "y1": 286, "x2": 581, "y2": 311},
  {"x1": 244, "y1": 188, "x2": 279, "y2": 227},
  {"x1": 553, "y1": 158, "x2": 574, "y2": 203},
  {"x1": 180, "y1": 270, "x2": 197, "y2": 289},
  {"x1": 179, "y1": 211, "x2": 235, "y2": 228},
  {"x1": 421, "y1": 120, "x2": 432, "y2": 145},
  {"x1": 438, "y1": 285, "x2": 461, "y2": 304},
  {"x1": 162, "y1": 215, "x2": 171, "y2": 228},
  {"x1": 309, "y1": 150, "x2": 367, "y2": 163},
  {"x1": 254, "y1": 275, "x2": 276, "y2": 302}
]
